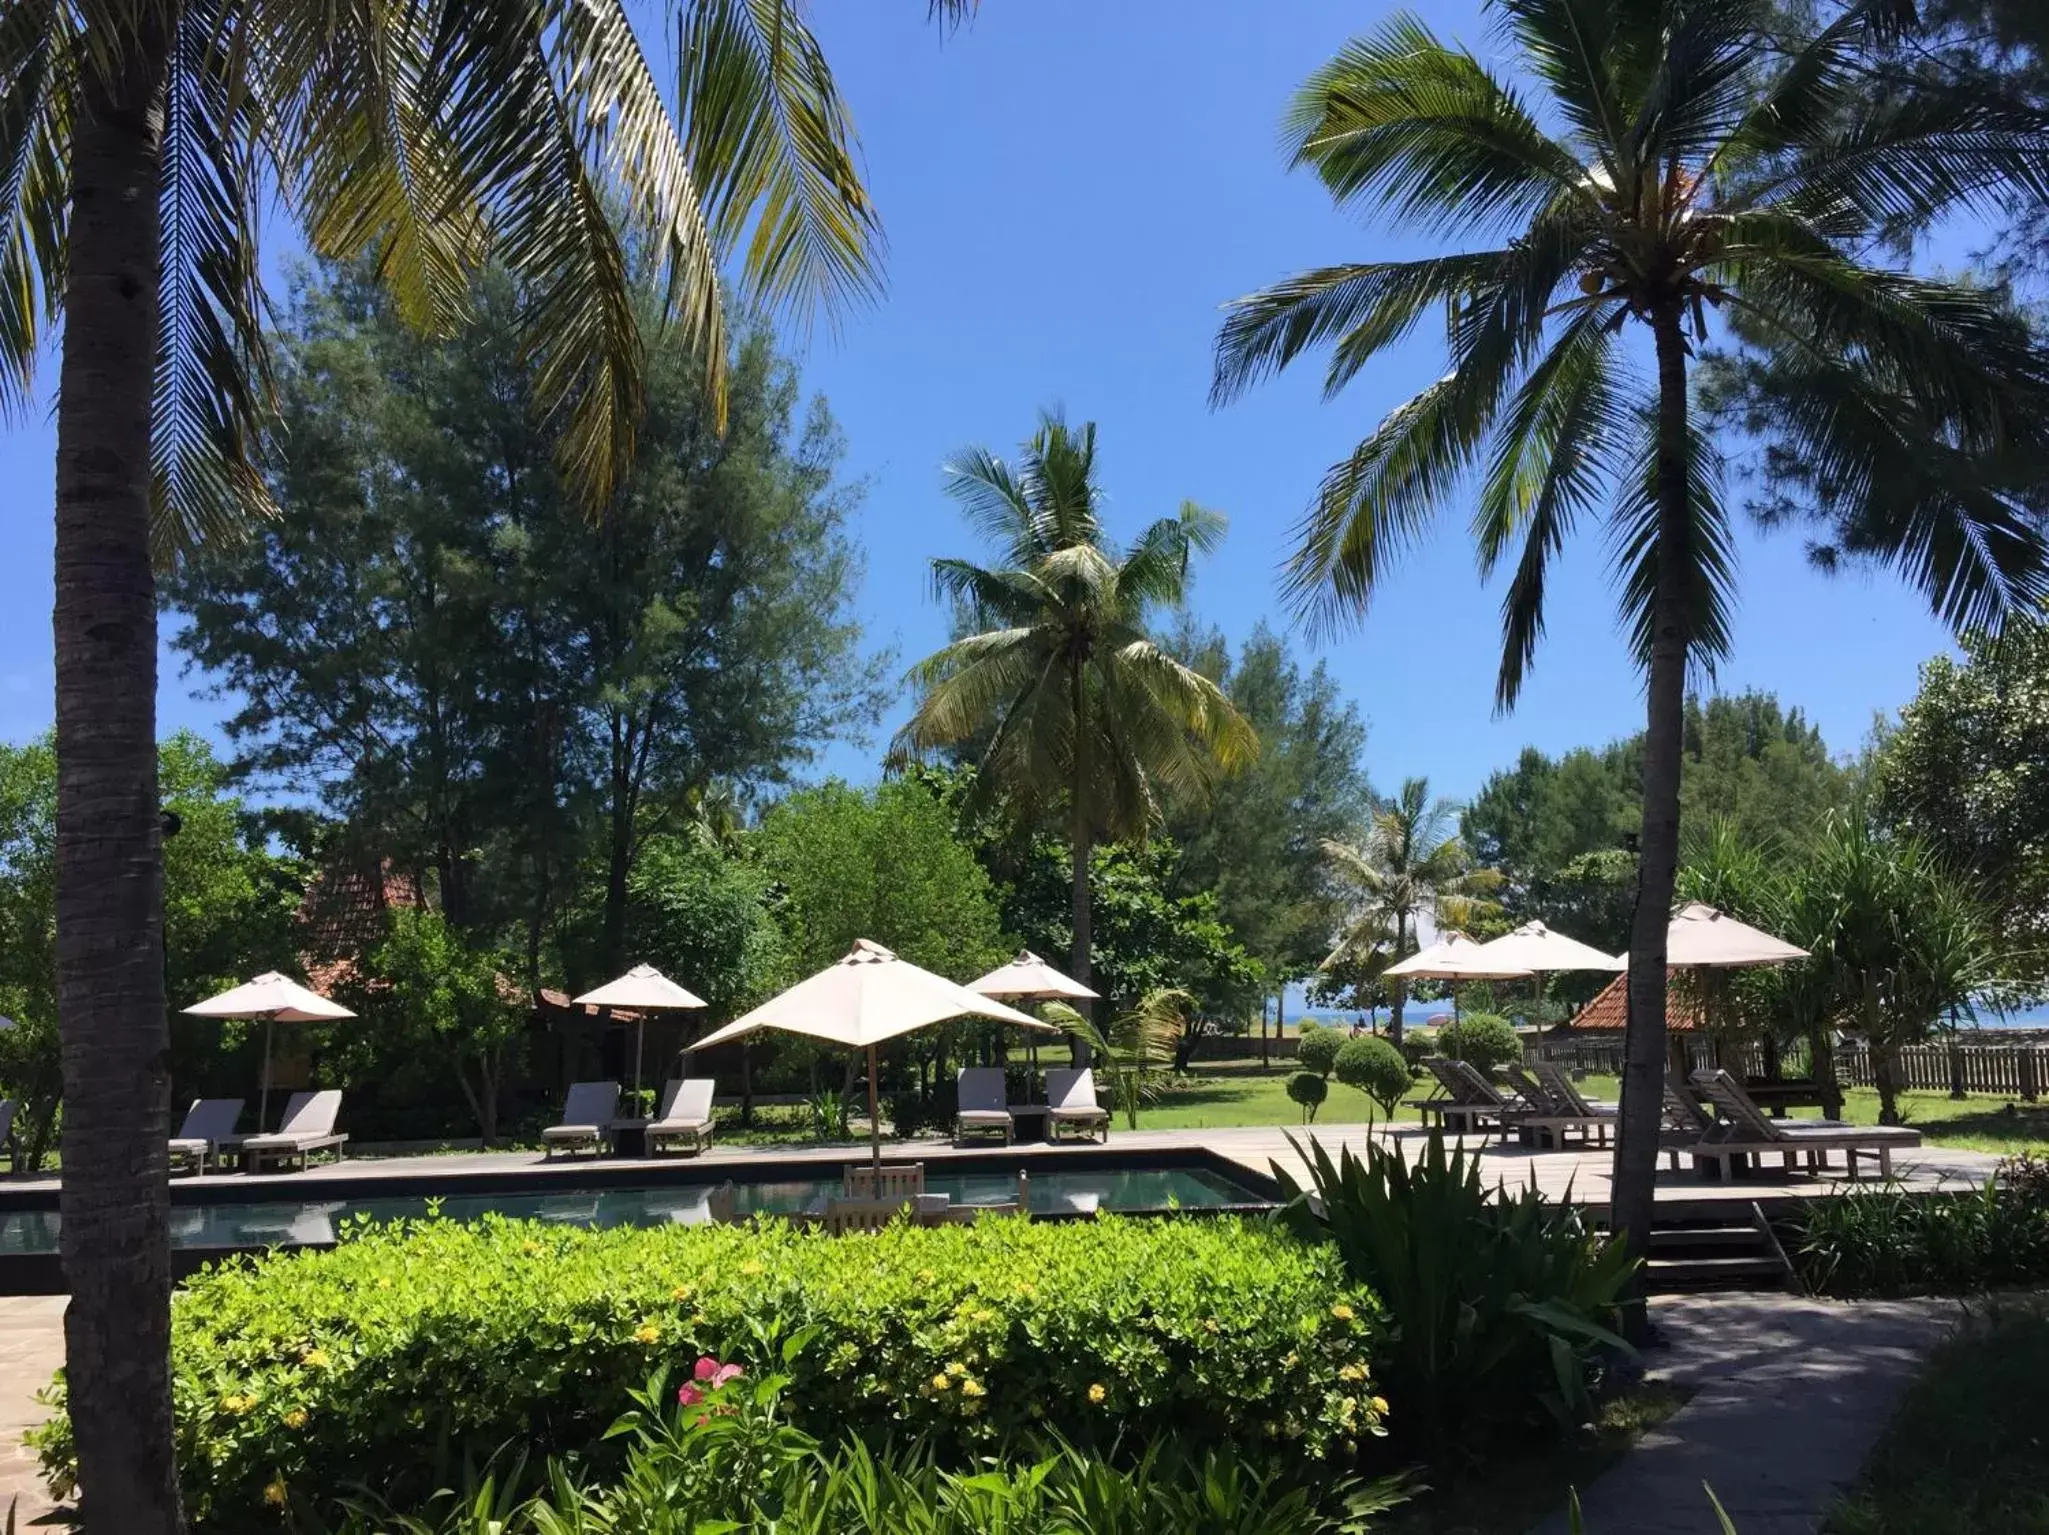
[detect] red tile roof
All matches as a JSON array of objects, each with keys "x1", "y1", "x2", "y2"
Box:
[
  {"x1": 1564, "y1": 972, "x2": 1705, "y2": 1033},
  {"x1": 297, "y1": 861, "x2": 423, "y2": 992}
]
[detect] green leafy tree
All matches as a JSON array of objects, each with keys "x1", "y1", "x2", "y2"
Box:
[
  {"x1": 1335, "y1": 1034, "x2": 1414, "y2": 1122},
  {"x1": 352, "y1": 910, "x2": 525, "y2": 1144},
  {"x1": 893, "y1": 414, "x2": 1257, "y2": 1031},
  {"x1": 1287, "y1": 1069, "x2": 1330, "y2": 1124},
  {"x1": 625, "y1": 832, "x2": 790, "y2": 1025},
  {"x1": 1296, "y1": 1021, "x2": 1343, "y2": 1078},
  {"x1": 1876, "y1": 621, "x2": 2049, "y2": 995},
  {"x1": 1211, "y1": 0, "x2": 2049, "y2": 1296},
  {"x1": 1322, "y1": 778, "x2": 1499, "y2": 1046},
  {"x1": 3, "y1": 0, "x2": 939, "y2": 1513},
  {"x1": 1441, "y1": 1012, "x2": 1523, "y2": 1076}
]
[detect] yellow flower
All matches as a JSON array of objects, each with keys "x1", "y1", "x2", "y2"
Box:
[
  {"x1": 960, "y1": 1378, "x2": 986, "y2": 1398},
  {"x1": 971, "y1": 1308, "x2": 995, "y2": 1324},
  {"x1": 1014, "y1": 1281, "x2": 1035, "y2": 1297},
  {"x1": 375, "y1": 1276, "x2": 391, "y2": 1290},
  {"x1": 931, "y1": 1373, "x2": 952, "y2": 1391},
  {"x1": 1339, "y1": 1363, "x2": 1368, "y2": 1383},
  {"x1": 946, "y1": 1360, "x2": 967, "y2": 1376},
  {"x1": 521, "y1": 1241, "x2": 543, "y2": 1258},
  {"x1": 1369, "y1": 1396, "x2": 1390, "y2": 1416},
  {"x1": 1283, "y1": 1352, "x2": 1300, "y2": 1369},
  {"x1": 632, "y1": 1323, "x2": 661, "y2": 1346},
  {"x1": 263, "y1": 1479, "x2": 288, "y2": 1508},
  {"x1": 282, "y1": 1408, "x2": 308, "y2": 1430},
  {"x1": 740, "y1": 1260, "x2": 765, "y2": 1277},
  {"x1": 300, "y1": 1347, "x2": 331, "y2": 1369},
  {"x1": 220, "y1": 1393, "x2": 257, "y2": 1417},
  {"x1": 1087, "y1": 1383, "x2": 1106, "y2": 1405},
  {"x1": 1203, "y1": 1318, "x2": 1221, "y2": 1334},
  {"x1": 919, "y1": 1269, "x2": 937, "y2": 1284},
  {"x1": 671, "y1": 1284, "x2": 693, "y2": 1302},
  {"x1": 1330, "y1": 1304, "x2": 1355, "y2": 1323}
]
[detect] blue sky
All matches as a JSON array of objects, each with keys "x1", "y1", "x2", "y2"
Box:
[{"x1": 0, "y1": 0, "x2": 1967, "y2": 805}]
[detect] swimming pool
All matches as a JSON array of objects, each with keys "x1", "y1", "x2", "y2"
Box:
[{"x1": 0, "y1": 1164, "x2": 1268, "y2": 1257}]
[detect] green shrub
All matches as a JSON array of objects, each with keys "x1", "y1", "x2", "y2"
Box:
[
  {"x1": 33, "y1": 1214, "x2": 1380, "y2": 1531},
  {"x1": 1789, "y1": 1171, "x2": 2049, "y2": 1297},
  {"x1": 1334, "y1": 1037, "x2": 1413, "y2": 1120},
  {"x1": 1276, "y1": 1131, "x2": 1635, "y2": 1458},
  {"x1": 1295, "y1": 1023, "x2": 1341, "y2": 1077},
  {"x1": 1439, "y1": 1012, "x2": 1521, "y2": 1075},
  {"x1": 1287, "y1": 1070, "x2": 1330, "y2": 1123}
]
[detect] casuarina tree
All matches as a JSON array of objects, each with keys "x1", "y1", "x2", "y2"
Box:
[{"x1": 1211, "y1": 0, "x2": 2049, "y2": 1310}]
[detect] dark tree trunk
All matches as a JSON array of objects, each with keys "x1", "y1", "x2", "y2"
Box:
[
  {"x1": 1612, "y1": 307, "x2": 1694, "y2": 1327},
  {"x1": 1068, "y1": 659, "x2": 1094, "y2": 1068},
  {"x1": 1387, "y1": 912, "x2": 1407, "y2": 1047},
  {"x1": 53, "y1": 29, "x2": 186, "y2": 1534}
]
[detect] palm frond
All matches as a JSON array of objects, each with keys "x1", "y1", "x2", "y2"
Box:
[
  {"x1": 942, "y1": 444, "x2": 1042, "y2": 563},
  {"x1": 1286, "y1": 15, "x2": 1588, "y2": 235},
  {"x1": 679, "y1": 0, "x2": 881, "y2": 325},
  {"x1": 154, "y1": 0, "x2": 280, "y2": 558},
  {"x1": 1103, "y1": 638, "x2": 1258, "y2": 774},
  {"x1": 1608, "y1": 407, "x2": 1735, "y2": 679},
  {"x1": 1114, "y1": 503, "x2": 1224, "y2": 611},
  {"x1": 1018, "y1": 411, "x2": 1103, "y2": 551},
  {"x1": 1623, "y1": 0, "x2": 1768, "y2": 163},
  {"x1": 0, "y1": 0, "x2": 68, "y2": 415},
  {"x1": 927, "y1": 557, "x2": 1052, "y2": 629}
]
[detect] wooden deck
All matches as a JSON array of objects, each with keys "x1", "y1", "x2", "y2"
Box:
[{"x1": 3, "y1": 1119, "x2": 2007, "y2": 1215}]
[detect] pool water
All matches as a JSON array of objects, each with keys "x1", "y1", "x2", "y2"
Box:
[{"x1": 0, "y1": 1166, "x2": 1264, "y2": 1255}]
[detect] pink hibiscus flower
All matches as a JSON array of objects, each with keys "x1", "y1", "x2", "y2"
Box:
[{"x1": 677, "y1": 1355, "x2": 744, "y2": 1407}]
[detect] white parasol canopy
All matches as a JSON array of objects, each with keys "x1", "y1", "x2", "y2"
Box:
[
  {"x1": 1383, "y1": 931, "x2": 1535, "y2": 980},
  {"x1": 967, "y1": 949, "x2": 1098, "y2": 1002},
  {"x1": 1468, "y1": 920, "x2": 1625, "y2": 975},
  {"x1": 184, "y1": 972, "x2": 355, "y2": 1129},
  {"x1": 1661, "y1": 902, "x2": 1810, "y2": 969},
  {"x1": 691, "y1": 940, "x2": 1055, "y2": 1170},
  {"x1": 572, "y1": 965, "x2": 708, "y2": 1098}
]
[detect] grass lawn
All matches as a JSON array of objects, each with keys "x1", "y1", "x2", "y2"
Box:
[
  {"x1": 1826, "y1": 1298, "x2": 2049, "y2": 1535},
  {"x1": 1380, "y1": 1382, "x2": 1694, "y2": 1535}
]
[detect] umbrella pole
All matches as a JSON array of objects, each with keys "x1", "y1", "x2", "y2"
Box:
[
  {"x1": 866, "y1": 1044, "x2": 881, "y2": 1174},
  {"x1": 260, "y1": 1016, "x2": 274, "y2": 1131}
]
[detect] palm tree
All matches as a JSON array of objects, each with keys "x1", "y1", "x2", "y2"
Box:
[
  {"x1": 2, "y1": 3, "x2": 942, "y2": 1525},
  {"x1": 1210, "y1": 0, "x2": 2049, "y2": 1285},
  {"x1": 894, "y1": 414, "x2": 1256, "y2": 1036},
  {"x1": 1321, "y1": 777, "x2": 1498, "y2": 1045}
]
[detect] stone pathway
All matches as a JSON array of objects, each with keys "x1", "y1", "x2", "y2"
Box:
[
  {"x1": 0, "y1": 1296, "x2": 65, "y2": 1527},
  {"x1": 1533, "y1": 1293, "x2": 1960, "y2": 1535}
]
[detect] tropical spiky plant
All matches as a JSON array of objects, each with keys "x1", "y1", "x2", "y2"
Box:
[
  {"x1": 0, "y1": 2, "x2": 957, "y2": 1525},
  {"x1": 1321, "y1": 777, "x2": 1501, "y2": 1045},
  {"x1": 892, "y1": 414, "x2": 1257, "y2": 1024},
  {"x1": 1046, "y1": 986, "x2": 1189, "y2": 1129},
  {"x1": 1211, "y1": 0, "x2": 2049, "y2": 1290}
]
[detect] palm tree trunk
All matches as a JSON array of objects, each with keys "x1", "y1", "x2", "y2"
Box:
[
  {"x1": 53, "y1": 31, "x2": 186, "y2": 1535},
  {"x1": 1069, "y1": 660, "x2": 1093, "y2": 1068},
  {"x1": 1387, "y1": 911, "x2": 1407, "y2": 1047},
  {"x1": 1611, "y1": 307, "x2": 1693, "y2": 1326}
]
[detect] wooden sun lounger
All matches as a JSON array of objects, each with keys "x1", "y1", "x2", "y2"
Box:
[
  {"x1": 1687, "y1": 1068, "x2": 1919, "y2": 1180},
  {"x1": 1502, "y1": 1062, "x2": 1614, "y2": 1150},
  {"x1": 234, "y1": 1090, "x2": 348, "y2": 1174},
  {"x1": 169, "y1": 1097, "x2": 245, "y2": 1175},
  {"x1": 1045, "y1": 1067, "x2": 1111, "y2": 1143},
  {"x1": 642, "y1": 1078, "x2": 717, "y2": 1155},
  {"x1": 543, "y1": 1081, "x2": 621, "y2": 1158},
  {"x1": 844, "y1": 1161, "x2": 925, "y2": 1198},
  {"x1": 1415, "y1": 1058, "x2": 1527, "y2": 1142},
  {"x1": 954, "y1": 1067, "x2": 1014, "y2": 1145}
]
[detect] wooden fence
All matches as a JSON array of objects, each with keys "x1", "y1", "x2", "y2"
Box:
[{"x1": 1535, "y1": 1036, "x2": 2048, "y2": 1101}]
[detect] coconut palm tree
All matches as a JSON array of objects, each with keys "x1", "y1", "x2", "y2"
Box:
[
  {"x1": 1321, "y1": 777, "x2": 1498, "y2": 1045},
  {"x1": 1210, "y1": 0, "x2": 2049, "y2": 1284},
  {"x1": 1, "y1": 2, "x2": 944, "y2": 1525},
  {"x1": 894, "y1": 414, "x2": 1256, "y2": 1035}
]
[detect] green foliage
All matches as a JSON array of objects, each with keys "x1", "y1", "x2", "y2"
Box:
[
  {"x1": 1275, "y1": 1134, "x2": 1636, "y2": 1458},
  {"x1": 1439, "y1": 1013, "x2": 1521, "y2": 1077},
  {"x1": 0, "y1": 733, "x2": 301, "y2": 1168},
  {"x1": 317, "y1": 1363, "x2": 1408, "y2": 1535},
  {"x1": 1295, "y1": 1022, "x2": 1342, "y2": 1078},
  {"x1": 1286, "y1": 1071, "x2": 1329, "y2": 1123},
  {"x1": 32, "y1": 1215, "x2": 1379, "y2": 1530},
  {"x1": 1876, "y1": 621, "x2": 2049, "y2": 996},
  {"x1": 753, "y1": 779, "x2": 1006, "y2": 981},
  {"x1": 1788, "y1": 1168, "x2": 2049, "y2": 1298},
  {"x1": 626, "y1": 832, "x2": 789, "y2": 1021},
  {"x1": 1052, "y1": 989, "x2": 1187, "y2": 1129},
  {"x1": 1334, "y1": 1037, "x2": 1412, "y2": 1120}
]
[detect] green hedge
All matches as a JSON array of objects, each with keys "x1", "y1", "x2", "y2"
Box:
[{"x1": 35, "y1": 1214, "x2": 1381, "y2": 1532}]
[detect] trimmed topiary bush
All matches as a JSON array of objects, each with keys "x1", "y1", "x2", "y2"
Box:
[
  {"x1": 1296, "y1": 1023, "x2": 1342, "y2": 1077},
  {"x1": 1335, "y1": 1036, "x2": 1414, "y2": 1120},
  {"x1": 32, "y1": 1214, "x2": 1381, "y2": 1531},
  {"x1": 1288, "y1": 1070, "x2": 1330, "y2": 1122},
  {"x1": 1439, "y1": 1012, "x2": 1521, "y2": 1075}
]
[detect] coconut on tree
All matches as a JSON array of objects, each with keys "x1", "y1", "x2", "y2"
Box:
[
  {"x1": 1210, "y1": 0, "x2": 2049, "y2": 1294},
  {"x1": 893, "y1": 413, "x2": 1256, "y2": 1046}
]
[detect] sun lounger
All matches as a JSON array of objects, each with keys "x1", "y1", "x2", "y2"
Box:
[
  {"x1": 819, "y1": 1195, "x2": 910, "y2": 1233},
  {"x1": 954, "y1": 1067, "x2": 1014, "y2": 1145},
  {"x1": 168, "y1": 1097, "x2": 245, "y2": 1175},
  {"x1": 643, "y1": 1078, "x2": 717, "y2": 1155},
  {"x1": 1500, "y1": 1063, "x2": 1614, "y2": 1150},
  {"x1": 0, "y1": 1097, "x2": 15, "y2": 1170},
  {"x1": 1044, "y1": 1067, "x2": 1111, "y2": 1143},
  {"x1": 844, "y1": 1161, "x2": 925, "y2": 1198},
  {"x1": 543, "y1": 1081, "x2": 622, "y2": 1158},
  {"x1": 1662, "y1": 1069, "x2": 1714, "y2": 1171},
  {"x1": 1688, "y1": 1068, "x2": 1919, "y2": 1180},
  {"x1": 1416, "y1": 1058, "x2": 1527, "y2": 1142},
  {"x1": 235, "y1": 1090, "x2": 348, "y2": 1174}
]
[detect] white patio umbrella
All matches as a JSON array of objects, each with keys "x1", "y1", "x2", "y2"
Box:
[
  {"x1": 1467, "y1": 921, "x2": 1624, "y2": 1036},
  {"x1": 1383, "y1": 931, "x2": 1534, "y2": 1022},
  {"x1": 689, "y1": 939, "x2": 1057, "y2": 1171},
  {"x1": 1662, "y1": 902, "x2": 1809, "y2": 968},
  {"x1": 572, "y1": 964, "x2": 708, "y2": 1101},
  {"x1": 183, "y1": 972, "x2": 355, "y2": 1129},
  {"x1": 967, "y1": 949, "x2": 1099, "y2": 1003}
]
